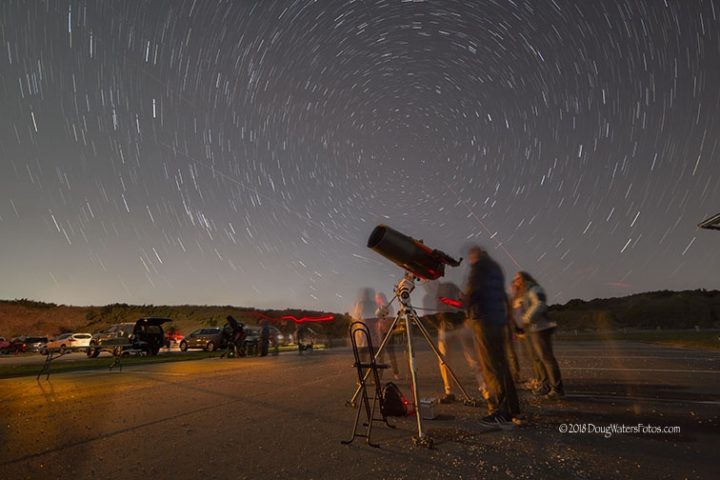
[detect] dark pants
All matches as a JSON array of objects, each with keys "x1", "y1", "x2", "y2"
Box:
[
  {"x1": 381, "y1": 339, "x2": 399, "y2": 375},
  {"x1": 520, "y1": 334, "x2": 543, "y2": 382},
  {"x1": 469, "y1": 321, "x2": 520, "y2": 417},
  {"x1": 529, "y1": 328, "x2": 563, "y2": 394},
  {"x1": 375, "y1": 326, "x2": 399, "y2": 376}
]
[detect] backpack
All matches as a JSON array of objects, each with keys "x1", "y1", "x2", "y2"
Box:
[{"x1": 381, "y1": 382, "x2": 409, "y2": 417}]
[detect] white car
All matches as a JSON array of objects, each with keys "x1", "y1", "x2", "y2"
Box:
[{"x1": 42, "y1": 333, "x2": 93, "y2": 354}]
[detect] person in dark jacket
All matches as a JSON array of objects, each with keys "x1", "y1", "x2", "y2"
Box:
[
  {"x1": 259, "y1": 319, "x2": 270, "y2": 357},
  {"x1": 464, "y1": 246, "x2": 520, "y2": 429}
]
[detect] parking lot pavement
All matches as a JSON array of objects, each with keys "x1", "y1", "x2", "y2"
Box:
[{"x1": 0, "y1": 341, "x2": 717, "y2": 480}]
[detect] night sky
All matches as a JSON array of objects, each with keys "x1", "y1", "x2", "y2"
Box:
[{"x1": 1, "y1": 0, "x2": 718, "y2": 313}]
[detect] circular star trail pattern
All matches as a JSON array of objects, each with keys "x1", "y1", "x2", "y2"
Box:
[{"x1": 1, "y1": 0, "x2": 719, "y2": 311}]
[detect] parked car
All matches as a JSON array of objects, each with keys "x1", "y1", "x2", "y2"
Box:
[
  {"x1": 165, "y1": 332, "x2": 184, "y2": 345},
  {"x1": 244, "y1": 324, "x2": 283, "y2": 343},
  {"x1": 0, "y1": 337, "x2": 15, "y2": 354},
  {"x1": 86, "y1": 323, "x2": 134, "y2": 357},
  {"x1": 41, "y1": 333, "x2": 92, "y2": 354},
  {"x1": 289, "y1": 326, "x2": 327, "y2": 347},
  {"x1": 7, "y1": 338, "x2": 25, "y2": 353},
  {"x1": 11, "y1": 336, "x2": 49, "y2": 353},
  {"x1": 243, "y1": 326, "x2": 262, "y2": 355},
  {"x1": 268, "y1": 326, "x2": 287, "y2": 346},
  {"x1": 247, "y1": 325, "x2": 294, "y2": 355},
  {"x1": 87, "y1": 318, "x2": 170, "y2": 357},
  {"x1": 179, "y1": 327, "x2": 223, "y2": 352}
]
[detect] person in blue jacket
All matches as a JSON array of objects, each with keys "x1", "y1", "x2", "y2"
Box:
[{"x1": 464, "y1": 245, "x2": 520, "y2": 429}]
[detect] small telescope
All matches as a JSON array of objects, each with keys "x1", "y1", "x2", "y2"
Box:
[{"x1": 367, "y1": 225, "x2": 461, "y2": 280}]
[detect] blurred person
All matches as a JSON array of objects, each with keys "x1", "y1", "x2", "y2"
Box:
[
  {"x1": 433, "y1": 281, "x2": 487, "y2": 404},
  {"x1": 510, "y1": 279, "x2": 543, "y2": 390},
  {"x1": 375, "y1": 292, "x2": 400, "y2": 380},
  {"x1": 350, "y1": 288, "x2": 377, "y2": 362},
  {"x1": 514, "y1": 271, "x2": 564, "y2": 399},
  {"x1": 464, "y1": 246, "x2": 520, "y2": 429}
]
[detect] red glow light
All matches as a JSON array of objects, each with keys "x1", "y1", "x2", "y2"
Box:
[
  {"x1": 248, "y1": 311, "x2": 335, "y2": 324},
  {"x1": 281, "y1": 314, "x2": 335, "y2": 324},
  {"x1": 438, "y1": 296, "x2": 463, "y2": 308}
]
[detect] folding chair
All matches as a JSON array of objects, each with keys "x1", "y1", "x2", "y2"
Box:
[{"x1": 341, "y1": 321, "x2": 394, "y2": 447}]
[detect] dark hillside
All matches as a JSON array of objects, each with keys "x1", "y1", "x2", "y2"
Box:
[
  {"x1": 549, "y1": 289, "x2": 720, "y2": 330},
  {"x1": 2, "y1": 289, "x2": 718, "y2": 339},
  {"x1": 0, "y1": 299, "x2": 350, "y2": 340}
]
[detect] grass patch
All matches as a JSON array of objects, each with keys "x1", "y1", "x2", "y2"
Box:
[
  {"x1": 0, "y1": 352, "x2": 214, "y2": 379},
  {"x1": 0, "y1": 344, "x2": 331, "y2": 379},
  {"x1": 555, "y1": 329, "x2": 720, "y2": 350}
]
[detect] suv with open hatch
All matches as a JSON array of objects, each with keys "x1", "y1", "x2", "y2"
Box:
[{"x1": 87, "y1": 317, "x2": 170, "y2": 357}]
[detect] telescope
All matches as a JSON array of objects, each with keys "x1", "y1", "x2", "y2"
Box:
[
  {"x1": 367, "y1": 224, "x2": 461, "y2": 279},
  {"x1": 345, "y1": 224, "x2": 470, "y2": 448}
]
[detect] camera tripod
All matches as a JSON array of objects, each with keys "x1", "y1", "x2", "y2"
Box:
[{"x1": 347, "y1": 272, "x2": 477, "y2": 447}]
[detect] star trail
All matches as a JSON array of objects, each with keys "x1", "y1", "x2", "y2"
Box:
[{"x1": 1, "y1": 0, "x2": 718, "y2": 312}]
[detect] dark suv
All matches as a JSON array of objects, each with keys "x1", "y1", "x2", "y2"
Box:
[
  {"x1": 87, "y1": 317, "x2": 170, "y2": 357},
  {"x1": 179, "y1": 327, "x2": 224, "y2": 352}
]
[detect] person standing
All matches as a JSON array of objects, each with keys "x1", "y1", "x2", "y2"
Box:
[
  {"x1": 259, "y1": 319, "x2": 270, "y2": 357},
  {"x1": 510, "y1": 279, "x2": 543, "y2": 390},
  {"x1": 514, "y1": 271, "x2": 564, "y2": 399},
  {"x1": 464, "y1": 246, "x2": 520, "y2": 429},
  {"x1": 350, "y1": 288, "x2": 377, "y2": 362},
  {"x1": 434, "y1": 281, "x2": 487, "y2": 403},
  {"x1": 296, "y1": 323, "x2": 313, "y2": 354}
]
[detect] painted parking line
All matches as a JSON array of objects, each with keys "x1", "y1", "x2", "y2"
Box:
[
  {"x1": 566, "y1": 393, "x2": 720, "y2": 406},
  {"x1": 559, "y1": 355, "x2": 719, "y2": 361},
  {"x1": 561, "y1": 367, "x2": 719, "y2": 374}
]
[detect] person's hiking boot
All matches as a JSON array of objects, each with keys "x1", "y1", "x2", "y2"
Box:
[
  {"x1": 478, "y1": 413, "x2": 517, "y2": 431},
  {"x1": 439, "y1": 392, "x2": 456, "y2": 404}
]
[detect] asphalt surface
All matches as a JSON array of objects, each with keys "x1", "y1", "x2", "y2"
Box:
[{"x1": 0, "y1": 340, "x2": 718, "y2": 480}]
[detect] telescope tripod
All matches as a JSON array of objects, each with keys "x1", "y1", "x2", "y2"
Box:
[{"x1": 347, "y1": 273, "x2": 478, "y2": 447}]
